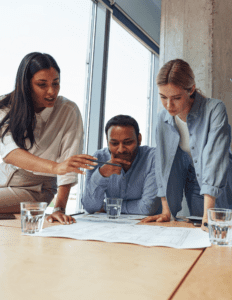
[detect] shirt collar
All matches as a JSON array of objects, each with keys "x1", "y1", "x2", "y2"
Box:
[
  {"x1": 35, "y1": 107, "x2": 54, "y2": 122},
  {"x1": 130, "y1": 146, "x2": 140, "y2": 167},
  {"x1": 164, "y1": 110, "x2": 175, "y2": 126},
  {"x1": 188, "y1": 91, "x2": 202, "y2": 119}
]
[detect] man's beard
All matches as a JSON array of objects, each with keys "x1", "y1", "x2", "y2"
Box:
[{"x1": 112, "y1": 145, "x2": 139, "y2": 163}]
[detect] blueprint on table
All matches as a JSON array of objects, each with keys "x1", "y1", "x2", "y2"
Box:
[
  {"x1": 30, "y1": 218, "x2": 211, "y2": 249},
  {"x1": 74, "y1": 213, "x2": 146, "y2": 224}
]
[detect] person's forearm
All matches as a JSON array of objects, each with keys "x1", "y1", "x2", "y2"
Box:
[
  {"x1": 121, "y1": 197, "x2": 161, "y2": 215},
  {"x1": 81, "y1": 168, "x2": 108, "y2": 213},
  {"x1": 47, "y1": 184, "x2": 74, "y2": 225},
  {"x1": 4, "y1": 149, "x2": 58, "y2": 174},
  {"x1": 203, "y1": 194, "x2": 216, "y2": 219},
  {"x1": 161, "y1": 197, "x2": 171, "y2": 216},
  {"x1": 82, "y1": 184, "x2": 106, "y2": 214},
  {"x1": 54, "y1": 184, "x2": 72, "y2": 209}
]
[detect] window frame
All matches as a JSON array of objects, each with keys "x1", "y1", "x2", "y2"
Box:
[{"x1": 76, "y1": 0, "x2": 160, "y2": 212}]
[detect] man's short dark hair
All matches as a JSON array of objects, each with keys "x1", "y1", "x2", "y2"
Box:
[{"x1": 105, "y1": 115, "x2": 140, "y2": 139}]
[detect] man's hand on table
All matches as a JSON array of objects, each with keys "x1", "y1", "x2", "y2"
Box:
[
  {"x1": 141, "y1": 213, "x2": 171, "y2": 223},
  {"x1": 46, "y1": 212, "x2": 76, "y2": 225}
]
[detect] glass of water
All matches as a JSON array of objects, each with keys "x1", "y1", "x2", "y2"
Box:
[
  {"x1": 208, "y1": 208, "x2": 232, "y2": 246},
  {"x1": 20, "y1": 202, "x2": 47, "y2": 234},
  {"x1": 105, "y1": 198, "x2": 123, "y2": 219}
]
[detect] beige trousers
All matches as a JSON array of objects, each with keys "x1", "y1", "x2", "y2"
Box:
[{"x1": 0, "y1": 167, "x2": 57, "y2": 213}]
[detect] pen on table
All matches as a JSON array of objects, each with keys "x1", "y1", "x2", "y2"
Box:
[
  {"x1": 88, "y1": 159, "x2": 121, "y2": 167},
  {"x1": 193, "y1": 223, "x2": 201, "y2": 227},
  {"x1": 70, "y1": 212, "x2": 85, "y2": 217}
]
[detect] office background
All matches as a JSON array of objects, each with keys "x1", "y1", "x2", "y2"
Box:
[{"x1": 0, "y1": 0, "x2": 231, "y2": 215}]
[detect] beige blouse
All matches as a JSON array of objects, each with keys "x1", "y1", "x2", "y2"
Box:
[{"x1": 0, "y1": 95, "x2": 83, "y2": 187}]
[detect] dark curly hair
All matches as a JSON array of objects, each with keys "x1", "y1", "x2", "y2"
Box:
[{"x1": 105, "y1": 115, "x2": 140, "y2": 139}]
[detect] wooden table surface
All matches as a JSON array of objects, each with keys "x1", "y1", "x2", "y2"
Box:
[
  {"x1": 0, "y1": 215, "x2": 231, "y2": 300},
  {"x1": 172, "y1": 246, "x2": 232, "y2": 300}
]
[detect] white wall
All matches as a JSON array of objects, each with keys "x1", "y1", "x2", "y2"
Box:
[{"x1": 160, "y1": 0, "x2": 232, "y2": 129}]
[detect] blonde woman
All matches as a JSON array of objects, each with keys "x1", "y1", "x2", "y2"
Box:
[{"x1": 142, "y1": 59, "x2": 232, "y2": 230}]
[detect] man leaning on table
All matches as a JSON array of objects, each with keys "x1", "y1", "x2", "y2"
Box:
[{"x1": 81, "y1": 115, "x2": 161, "y2": 215}]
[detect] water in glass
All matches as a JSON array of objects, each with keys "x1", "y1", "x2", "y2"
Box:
[
  {"x1": 106, "y1": 204, "x2": 122, "y2": 219},
  {"x1": 208, "y1": 208, "x2": 232, "y2": 246},
  {"x1": 21, "y1": 208, "x2": 46, "y2": 234},
  {"x1": 208, "y1": 221, "x2": 231, "y2": 245}
]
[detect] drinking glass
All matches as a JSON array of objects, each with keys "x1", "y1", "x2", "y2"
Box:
[
  {"x1": 208, "y1": 208, "x2": 232, "y2": 246},
  {"x1": 105, "y1": 198, "x2": 123, "y2": 219},
  {"x1": 21, "y1": 202, "x2": 47, "y2": 234}
]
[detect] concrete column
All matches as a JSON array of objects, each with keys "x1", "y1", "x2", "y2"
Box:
[{"x1": 160, "y1": 0, "x2": 232, "y2": 126}]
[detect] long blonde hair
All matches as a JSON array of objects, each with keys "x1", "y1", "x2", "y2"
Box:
[{"x1": 156, "y1": 59, "x2": 203, "y2": 98}]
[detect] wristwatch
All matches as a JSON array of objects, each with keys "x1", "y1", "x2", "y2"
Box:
[{"x1": 53, "y1": 207, "x2": 65, "y2": 214}]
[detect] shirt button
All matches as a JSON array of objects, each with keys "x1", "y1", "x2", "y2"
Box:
[
  {"x1": 190, "y1": 133, "x2": 192, "y2": 136},
  {"x1": 191, "y1": 147, "x2": 194, "y2": 150},
  {"x1": 194, "y1": 160, "x2": 197, "y2": 163},
  {"x1": 197, "y1": 174, "x2": 199, "y2": 177}
]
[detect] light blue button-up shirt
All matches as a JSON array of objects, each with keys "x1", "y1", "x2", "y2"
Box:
[
  {"x1": 155, "y1": 92, "x2": 231, "y2": 203},
  {"x1": 82, "y1": 146, "x2": 161, "y2": 215}
]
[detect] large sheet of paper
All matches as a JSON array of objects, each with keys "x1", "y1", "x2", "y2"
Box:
[
  {"x1": 76, "y1": 213, "x2": 146, "y2": 224},
  {"x1": 31, "y1": 218, "x2": 211, "y2": 249},
  {"x1": 82, "y1": 212, "x2": 147, "y2": 220}
]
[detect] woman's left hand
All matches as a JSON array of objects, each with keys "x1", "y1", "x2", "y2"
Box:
[
  {"x1": 201, "y1": 217, "x2": 209, "y2": 232},
  {"x1": 201, "y1": 194, "x2": 215, "y2": 232},
  {"x1": 46, "y1": 211, "x2": 76, "y2": 225}
]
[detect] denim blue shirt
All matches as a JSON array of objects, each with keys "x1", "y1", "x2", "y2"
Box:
[
  {"x1": 82, "y1": 146, "x2": 161, "y2": 215},
  {"x1": 156, "y1": 92, "x2": 231, "y2": 200}
]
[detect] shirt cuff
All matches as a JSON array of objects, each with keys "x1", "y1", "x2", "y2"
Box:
[
  {"x1": 57, "y1": 172, "x2": 78, "y2": 187},
  {"x1": 200, "y1": 184, "x2": 223, "y2": 198},
  {"x1": 157, "y1": 187, "x2": 166, "y2": 198},
  {"x1": 91, "y1": 168, "x2": 109, "y2": 189}
]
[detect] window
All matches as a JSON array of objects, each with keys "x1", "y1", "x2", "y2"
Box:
[
  {"x1": 79, "y1": 2, "x2": 159, "y2": 212},
  {"x1": 103, "y1": 18, "x2": 150, "y2": 147},
  {"x1": 1, "y1": 0, "x2": 160, "y2": 213},
  {"x1": 0, "y1": 0, "x2": 92, "y2": 212},
  {"x1": 0, "y1": 0, "x2": 91, "y2": 113}
]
